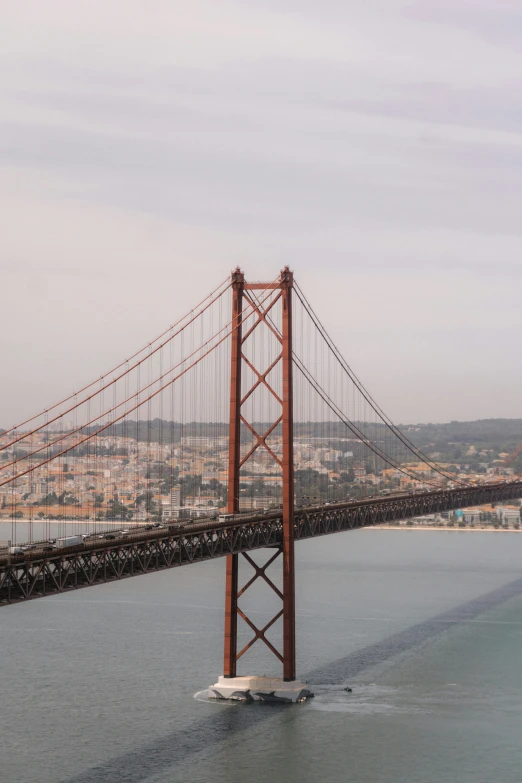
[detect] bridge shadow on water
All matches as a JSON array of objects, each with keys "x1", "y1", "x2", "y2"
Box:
[{"x1": 63, "y1": 576, "x2": 522, "y2": 783}]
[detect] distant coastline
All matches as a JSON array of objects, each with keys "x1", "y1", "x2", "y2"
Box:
[
  {"x1": 3, "y1": 519, "x2": 521, "y2": 532},
  {"x1": 368, "y1": 525, "x2": 522, "y2": 533}
]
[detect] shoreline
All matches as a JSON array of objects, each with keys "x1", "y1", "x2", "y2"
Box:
[
  {"x1": 3, "y1": 520, "x2": 521, "y2": 534},
  {"x1": 367, "y1": 525, "x2": 521, "y2": 533}
]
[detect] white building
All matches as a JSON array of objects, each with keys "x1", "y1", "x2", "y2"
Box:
[
  {"x1": 162, "y1": 486, "x2": 182, "y2": 519},
  {"x1": 496, "y1": 506, "x2": 520, "y2": 524}
]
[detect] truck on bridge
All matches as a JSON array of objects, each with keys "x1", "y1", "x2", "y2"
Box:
[{"x1": 56, "y1": 535, "x2": 83, "y2": 549}]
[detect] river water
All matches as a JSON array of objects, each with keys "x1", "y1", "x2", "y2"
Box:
[{"x1": 2, "y1": 530, "x2": 522, "y2": 783}]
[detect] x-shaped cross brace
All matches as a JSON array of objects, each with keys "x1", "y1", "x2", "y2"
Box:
[{"x1": 235, "y1": 549, "x2": 284, "y2": 663}]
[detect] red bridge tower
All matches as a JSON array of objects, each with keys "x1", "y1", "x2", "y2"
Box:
[{"x1": 209, "y1": 267, "x2": 312, "y2": 703}]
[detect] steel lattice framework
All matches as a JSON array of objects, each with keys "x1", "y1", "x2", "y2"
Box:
[
  {"x1": 224, "y1": 267, "x2": 296, "y2": 681},
  {"x1": 2, "y1": 480, "x2": 521, "y2": 606}
]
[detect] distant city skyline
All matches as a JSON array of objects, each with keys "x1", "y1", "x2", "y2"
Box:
[{"x1": 2, "y1": 1, "x2": 522, "y2": 424}]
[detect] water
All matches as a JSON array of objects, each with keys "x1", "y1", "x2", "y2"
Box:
[{"x1": 2, "y1": 530, "x2": 522, "y2": 783}]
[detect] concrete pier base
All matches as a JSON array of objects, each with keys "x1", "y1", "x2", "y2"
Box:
[{"x1": 208, "y1": 675, "x2": 314, "y2": 703}]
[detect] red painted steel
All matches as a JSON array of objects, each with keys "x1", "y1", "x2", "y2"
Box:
[
  {"x1": 222, "y1": 267, "x2": 296, "y2": 680},
  {"x1": 281, "y1": 267, "x2": 296, "y2": 680},
  {"x1": 223, "y1": 268, "x2": 244, "y2": 677}
]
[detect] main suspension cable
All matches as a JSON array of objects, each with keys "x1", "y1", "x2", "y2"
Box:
[
  {"x1": 249, "y1": 283, "x2": 467, "y2": 488},
  {"x1": 0, "y1": 274, "x2": 231, "y2": 443},
  {"x1": 293, "y1": 355, "x2": 464, "y2": 488},
  {"x1": 0, "y1": 278, "x2": 280, "y2": 487},
  {"x1": 293, "y1": 281, "x2": 469, "y2": 486}
]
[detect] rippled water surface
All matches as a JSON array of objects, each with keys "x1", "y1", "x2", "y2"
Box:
[{"x1": 2, "y1": 530, "x2": 522, "y2": 783}]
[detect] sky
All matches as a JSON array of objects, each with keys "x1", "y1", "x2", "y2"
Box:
[{"x1": 1, "y1": 0, "x2": 522, "y2": 426}]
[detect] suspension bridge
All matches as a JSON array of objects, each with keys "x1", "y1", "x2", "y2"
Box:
[{"x1": 1, "y1": 268, "x2": 520, "y2": 700}]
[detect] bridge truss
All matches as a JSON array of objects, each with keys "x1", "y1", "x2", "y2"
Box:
[{"x1": 2, "y1": 481, "x2": 521, "y2": 606}]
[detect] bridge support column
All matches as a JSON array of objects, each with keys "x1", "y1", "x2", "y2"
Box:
[
  {"x1": 223, "y1": 268, "x2": 243, "y2": 678},
  {"x1": 210, "y1": 267, "x2": 311, "y2": 702},
  {"x1": 281, "y1": 267, "x2": 296, "y2": 681}
]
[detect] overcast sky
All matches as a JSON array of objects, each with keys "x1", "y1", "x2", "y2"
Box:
[{"x1": 1, "y1": 0, "x2": 522, "y2": 426}]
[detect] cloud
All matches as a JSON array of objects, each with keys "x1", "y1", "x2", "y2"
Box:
[{"x1": 1, "y1": 0, "x2": 521, "y2": 423}]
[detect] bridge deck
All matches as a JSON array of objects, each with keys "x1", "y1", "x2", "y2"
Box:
[{"x1": 1, "y1": 482, "x2": 521, "y2": 605}]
